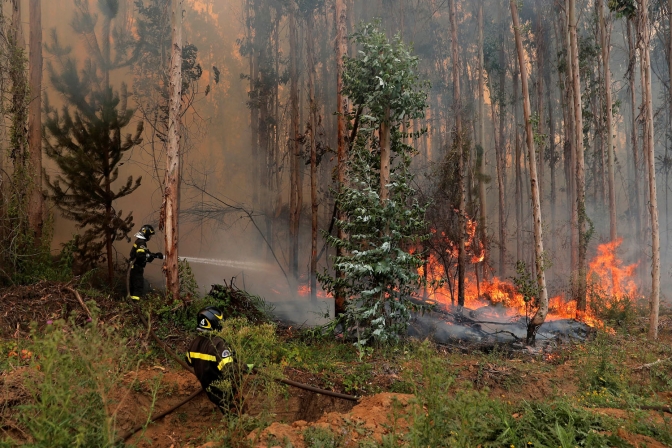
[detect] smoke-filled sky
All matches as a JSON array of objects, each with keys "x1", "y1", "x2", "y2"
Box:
[{"x1": 11, "y1": 0, "x2": 672, "y2": 308}]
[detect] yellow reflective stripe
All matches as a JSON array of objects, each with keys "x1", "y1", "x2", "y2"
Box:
[
  {"x1": 130, "y1": 296, "x2": 140, "y2": 301},
  {"x1": 189, "y1": 352, "x2": 217, "y2": 362},
  {"x1": 136, "y1": 248, "x2": 146, "y2": 253},
  {"x1": 186, "y1": 352, "x2": 191, "y2": 363},
  {"x1": 218, "y1": 356, "x2": 233, "y2": 370}
]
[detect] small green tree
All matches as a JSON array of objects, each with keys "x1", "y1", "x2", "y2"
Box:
[
  {"x1": 319, "y1": 22, "x2": 429, "y2": 346},
  {"x1": 43, "y1": 1, "x2": 143, "y2": 283}
]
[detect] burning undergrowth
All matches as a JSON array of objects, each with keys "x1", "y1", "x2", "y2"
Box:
[{"x1": 413, "y1": 233, "x2": 642, "y2": 346}]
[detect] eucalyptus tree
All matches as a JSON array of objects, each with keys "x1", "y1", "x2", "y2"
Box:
[
  {"x1": 320, "y1": 22, "x2": 428, "y2": 345},
  {"x1": 511, "y1": 0, "x2": 549, "y2": 343}
]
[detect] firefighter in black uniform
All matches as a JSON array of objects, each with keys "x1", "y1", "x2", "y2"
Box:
[
  {"x1": 186, "y1": 306, "x2": 238, "y2": 414},
  {"x1": 128, "y1": 224, "x2": 163, "y2": 301}
]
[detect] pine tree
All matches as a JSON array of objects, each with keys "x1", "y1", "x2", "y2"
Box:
[
  {"x1": 319, "y1": 23, "x2": 429, "y2": 346},
  {"x1": 43, "y1": 40, "x2": 143, "y2": 283}
]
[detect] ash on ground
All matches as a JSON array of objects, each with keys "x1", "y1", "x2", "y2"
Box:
[{"x1": 408, "y1": 304, "x2": 592, "y2": 348}]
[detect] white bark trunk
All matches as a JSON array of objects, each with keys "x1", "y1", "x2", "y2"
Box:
[
  {"x1": 511, "y1": 0, "x2": 549, "y2": 342},
  {"x1": 640, "y1": 0, "x2": 660, "y2": 339}
]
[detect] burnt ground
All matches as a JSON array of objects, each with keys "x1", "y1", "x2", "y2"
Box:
[{"x1": 0, "y1": 282, "x2": 671, "y2": 447}]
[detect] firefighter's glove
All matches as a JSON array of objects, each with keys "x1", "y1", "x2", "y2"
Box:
[{"x1": 155, "y1": 252, "x2": 164, "y2": 259}]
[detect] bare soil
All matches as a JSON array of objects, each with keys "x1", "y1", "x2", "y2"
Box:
[{"x1": 248, "y1": 393, "x2": 413, "y2": 448}]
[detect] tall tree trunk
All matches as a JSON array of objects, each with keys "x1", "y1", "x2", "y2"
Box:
[
  {"x1": 545, "y1": 55, "x2": 557, "y2": 253},
  {"x1": 449, "y1": 0, "x2": 465, "y2": 307},
  {"x1": 569, "y1": 0, "x2": 587, "y2": 314},
  {"x1": 514, "y1": 69, "x2": 523, "y2": 264},
  {"x1": 668, "y1": 0, "x2": 672, "y2": 250},
  {"x1": 497, "y1": 40, "x2": 507, "y2": 278},
  {"x1": 511, "y1": 0, "x2": 548, "y2": 343},
  {"x1": 247, "y1": 0, "x2": 260, "y2": 220},
  {"x1": 626, "y1": 20, "x2": 641, "y2": 272},
  {"x1": 535, "y1": 11, "x2": 545, "y2": 212},
  {"x1": 640, "y1": 0, "x2": 660, "y2": 339},
  {"x1": 289, "y1": 11, "x2": 300, "y2": 282},
  {"x1": 28, "y1": 0, "x2": 42, "y2": 244},
  {"x1": 599, "y1": 0, "x2": 617, "y2": 289},
  {"x1": 334, "y1": 0, "x2": 348, "y2": 315},
  {"x1": 477, "y1": 1, "x2": 488, "y2": 279},
  {"x1": 163, "y1": 0, "x2": 183, "y2": 301},
  {"x1": 306, "y1": 12, "x2": 319, "y2": 302},
  {"x1": 559, "y1": 0, "x2": 578, "y2": 289}
]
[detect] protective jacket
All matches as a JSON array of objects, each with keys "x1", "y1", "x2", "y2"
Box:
[
  {"x1": 186, "y1": 334, "x2": 236, "y2": 413},
  {"x1": 130, "y1": 237, "x2": 153, "y2": 268},
  {"x1": 129, "y1": 237, "x2": 154, "y2": 300}
]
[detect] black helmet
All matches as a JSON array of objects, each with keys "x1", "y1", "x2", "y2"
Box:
[
  {"x1": 197, "y1": 306, "x2": 224, "y2": 332},
  {"x1": 136, "y1": 224, "x2": 155, "y2": 241}
]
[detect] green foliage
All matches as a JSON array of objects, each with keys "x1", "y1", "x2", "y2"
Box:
[
  {"x1": 11, "y1": 309, "x2": 135, "y2": 447},
  {"x1": 608, "y1": 0, "x2": 636, "y2": 19},
  {"x1": 303, "y1": 426, "x2": 342, "y2": 448},
  {"x1": 43, "y1": 13, "x2": 143, "y2": 274},
  {"x1": 178, "y1": 258, "x2": 200, "y2": 299},
  {"x1": 512, "y1": 261, "x2": 540, "y2": 312},
  {"x1": 207, "y1": 318, "x2": 284, "y2": 446},
  {"x1": 397, "y1": 342, "x2": 631, "y2": 448},
  {"x1": 319, "y1": 22, "x2": 430, "y2": 347}
]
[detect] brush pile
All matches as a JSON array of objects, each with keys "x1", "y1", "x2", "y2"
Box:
[{"x1": 206, "y1": 280, "x2": 274, "y2": 324}]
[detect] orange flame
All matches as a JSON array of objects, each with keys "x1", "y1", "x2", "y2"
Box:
[{"x1": 420, "y1": 238, "x2": 639, "y2": 329}]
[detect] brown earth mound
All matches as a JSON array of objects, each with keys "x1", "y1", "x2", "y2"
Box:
[{"x1": 248, "y1": 393, "x2": 414, "y2": 448}]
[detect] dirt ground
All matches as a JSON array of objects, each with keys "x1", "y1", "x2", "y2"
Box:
[{"x1": 114, "y1": 368, "x2": 356, "y2": 447}]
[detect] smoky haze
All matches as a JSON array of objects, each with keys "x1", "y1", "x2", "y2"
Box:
[{"x1": 13, "y1": 0, "x2": 671, "y2": 326}]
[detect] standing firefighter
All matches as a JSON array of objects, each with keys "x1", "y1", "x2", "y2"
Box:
[
  {"x1": 128, "y1": 224, "x2": 163, "y2": 301},
  {"x1": 186, "y1": 306, "x2": 238, "y2": 414}
]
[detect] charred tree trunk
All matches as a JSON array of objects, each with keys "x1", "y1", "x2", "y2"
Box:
[
  {"x1": 569, "y1": 0, "x2": 587, "y2": 314},
  {"x1": 478, "y1": 1, "x2": 488, "y2": 279},
  {"x1": 512, "y1": 0, "x2": 549, "y2": 343},
  {"x1": 28, "y1": 0, "x2": 43, "y2": 244},
  {"x1": 289, "y1": 11, "x2": 300, "y2": 283},
  {"x1": 449, "y1": 0, "x2": 465, "y2": 307},
  {"x1": 306, "y1": 12, "x2": 319, "y2": 302},
  {"x1": 162, "y1": 0, "x2": 183, "y2": 301},
  {"x1": 639, "y1": 0, "x2": 660, "y2": 339},
  {"x1": 334, "y1": 0, "x2": 348, "y2": 315}
]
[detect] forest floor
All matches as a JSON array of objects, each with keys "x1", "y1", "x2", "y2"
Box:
[{"x1": 0, "y1": 282, "x2": 671, "y2": 447}]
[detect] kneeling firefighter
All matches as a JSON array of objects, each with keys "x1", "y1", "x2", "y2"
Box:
[
  {"x1": 186, "y1": 307, "x2": 238, "y2": 414},
  {"x1": 128, "y1": 224, "x2": 163, "y2": 301}
]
